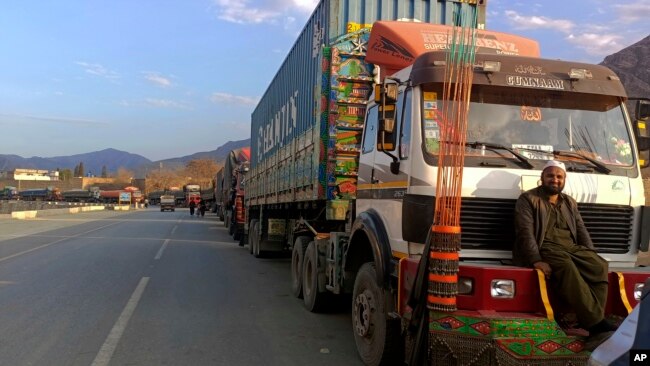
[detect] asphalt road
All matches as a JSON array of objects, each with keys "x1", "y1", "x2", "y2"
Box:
[{"x1": 0, "y1": 208, "x2": 362, "y2": 366}]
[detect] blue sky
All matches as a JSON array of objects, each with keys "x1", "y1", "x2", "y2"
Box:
[{"x1": 0, "y1": 0, "x2": 648, "y2": 161}]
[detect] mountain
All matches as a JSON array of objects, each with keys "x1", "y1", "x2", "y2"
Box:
[
  {"x1": 0, "y1": 139, "x2": 251, "y2": 178},
  {"x1": 0, "y1": 148, "x2": 151, "y2": 175},
  {"x1": 132, "y1": 139, "x2": 251, "y2": 176},
  {"x1": 600, "y1": 35, "x2": 650, "y2": 100}
]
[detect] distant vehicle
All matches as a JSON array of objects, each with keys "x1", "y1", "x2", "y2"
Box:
[
  {"x1": 184, "y1": 184, "x2": 201, "y2": 207},
  {"x1": 61, "y1": 188, "x2": 100, "y2": 203},
  {"x1": 19, "y1": 187, "x2": 62, "y2": 201},
  {"x1": 159, "y1": 195, "x2": 176, "y2": 212},
  {"x1": 0, "y1": 186, "x2": 18, "y2": 200},
  {"x1": 219, "y1": 148, "x2": 250, "y2": 241}
]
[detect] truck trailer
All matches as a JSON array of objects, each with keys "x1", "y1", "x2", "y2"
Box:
[{"x1": 245, "y1": 1, "x2": 650, "y2": 365}]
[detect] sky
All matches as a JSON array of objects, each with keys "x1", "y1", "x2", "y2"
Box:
[{"x1": 0, "y1": 0, "x2": 648, "y2": 161}]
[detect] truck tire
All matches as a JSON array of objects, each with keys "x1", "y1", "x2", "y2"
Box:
[
  {"x1": 291, "y1": 236, "x2": 311, "y2": 298},
  {"x1": 352, "y1": 263, "x2": 403, "y2": 366},
  {"x1": 302, "y1": 241, "x2": 328, "y2": 312}
]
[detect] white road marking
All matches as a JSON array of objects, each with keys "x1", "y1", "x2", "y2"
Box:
[
  {"x1": 0, "y1": 221, "x2": 121, "y2": 263},
  {"x1": 91, "y1": 277, "x2": 150, "y2": 366},
  {"x1": 154, "y1": 239, "x2": 170, "y2": 260},
  {"x1": 171, "y1": 225, "x2": 178, "y2": 234}
]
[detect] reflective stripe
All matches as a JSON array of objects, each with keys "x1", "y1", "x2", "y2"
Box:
[
  {"x1": 616, "y1": 272, "x2": 633, "y2": 314},
  {"x1": 536, "y1": 269, "x2": 554, "y2": 321}
]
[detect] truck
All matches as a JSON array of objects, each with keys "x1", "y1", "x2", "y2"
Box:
[
  {"x1": 61, "y1": 188, "x2": 100, "y2": 203},
  {"x1": 213, "y1": 168, "x2": 225, "y2": 216},
  {"x1": 159, "y1": 195, "x2": 176, "y2": 212},
  {"x1": 19, "y1": 187, "x2": 62, "y2": 201},
  {"x1": 245, "y1": 0, "x2": 650, "y2": 364},
  {"x1": 183, "y1": 184, "x2": 201, "y2": 207},
  {"x1": 220, "y1": 147, "x2": 250, "y2": 241},
  {"x1": 0, "y1": 186, "x2": 18, "y2": 200}
]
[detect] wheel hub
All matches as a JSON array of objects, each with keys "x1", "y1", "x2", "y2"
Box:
[{"x1": 354, "y1": 290, "x2": 375, "y2": 337}]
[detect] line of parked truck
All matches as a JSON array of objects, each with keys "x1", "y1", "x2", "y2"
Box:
[{"x1": 0, "y1": 185, "x2": 144, "y2": 204}]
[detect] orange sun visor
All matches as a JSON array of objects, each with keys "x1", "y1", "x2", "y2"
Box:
[{"x1": 366, "y1": 21, "x2": 540, "y2": 78}]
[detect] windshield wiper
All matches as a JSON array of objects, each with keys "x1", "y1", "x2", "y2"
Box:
[
  {"x1": 466, "y1": 141, "x2": 534, "y2": 169},
  {"x1": 516, "y1": 147, "x2": 611, "y2": 174}
]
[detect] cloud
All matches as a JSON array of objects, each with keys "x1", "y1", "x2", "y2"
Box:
[
  {"x1": 565, "y1": 33, "x2": 626, "y2": 57},
  {"x1": 504, "y1": 10, "x2": 574, "y2": 33},
  {"x1": 144, "y1": 98, "x2": 191, "y2": 109},
  {"x1": 614, "y1": 2, "x2": 650, "y2": 23},
  {"x1": 143, "y1": 72, "x2": 173, "y2": 88},
  {"x1": 75, "y1": 61, "x2": 120, "y2": 80},
  {"x1": 212, "y1": 0, "x2": 317, "y2": 24},
  {"x1": 0, "y1": 113, "x2": 107, "y2": 126},
  {"x1": 210, "y1": 92, "x2": 259, "y2": 106}
]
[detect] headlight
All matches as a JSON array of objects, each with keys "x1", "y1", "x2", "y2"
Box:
[
  {"x1": 458, "y1": 277, "x2": 473, "y2": 295},
  {"x1": 634, "y1": 283, "x2": 645, "y2": 301},
  {"x1": 491, "y1": 279, "x2": 515, "y2": 298}
]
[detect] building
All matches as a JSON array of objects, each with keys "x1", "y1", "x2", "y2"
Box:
[{"x1": 0, "y1": 169, "x2": 59, "y2": 181}]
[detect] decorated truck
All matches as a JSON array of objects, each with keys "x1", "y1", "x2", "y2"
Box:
[
  {"x1": 222, "y1": 148, "x2": 250, "y2": 241},
  {"x1": 245, "y1": 1, "x2": 650, "y2": 365}
]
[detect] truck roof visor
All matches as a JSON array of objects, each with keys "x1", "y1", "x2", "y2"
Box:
[{"x1": 366, "y1": 21, "x2": 540, "y2": 78}]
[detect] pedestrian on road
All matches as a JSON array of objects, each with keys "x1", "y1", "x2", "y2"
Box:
[
  {"x1": 199, "y1": 200, "x2": 206, "y2": 217},
  {"x1": 189, "y1": 200, "x2": 196, "y2": 216}
]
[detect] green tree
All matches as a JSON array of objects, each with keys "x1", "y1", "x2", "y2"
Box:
[
  {"x1": 101, "y1": 165, "x2": 108, "y2": 178},
  {"x1": 78, "y1": 162, "x2": 85, "y2": 177},
  {"x1": 73, "y1": 164, "x2": 79, "y2": 177},
  {"x1": 60, "y1": 168, "x2": 73, "y2": 181}
]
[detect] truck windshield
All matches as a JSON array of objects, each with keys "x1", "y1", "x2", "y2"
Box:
[{"x1": 421, "y1": 84, "x2": 634, "y2": 169}]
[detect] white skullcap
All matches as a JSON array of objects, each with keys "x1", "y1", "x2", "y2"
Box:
[{"x1": 542, "y1": 160, "x2": 566, "y2": 172}]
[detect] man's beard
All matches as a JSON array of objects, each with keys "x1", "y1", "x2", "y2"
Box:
[{"x1": 541, "y1": 183, "x2": 564, "y2": 195}]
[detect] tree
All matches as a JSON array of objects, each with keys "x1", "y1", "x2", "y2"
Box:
[
  {"x1": 146, "y1": 168, "x2": 182, "y2": 191},
  {"x1": 58, "y1": 168, "x2": 73, "y2": 181},
  {"x1": 73, "y1": 164, "x2": 79, "y2": 177},
  {"x1": 184, "y1": 159, "x2": 219, "y2": 189},
  {"x1": 101, "y1": 165, "x2": 108, "y2": 178},
  {"x1": 78, "y1": 162, "x2": 85, "y2": 177},
  {"x1": 115, "y1": 167, "x2": 135, "y2": 185}
]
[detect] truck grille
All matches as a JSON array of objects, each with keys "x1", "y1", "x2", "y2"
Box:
[{"x1": 459, "y1": 197, "x2": 633, "y2": 254}]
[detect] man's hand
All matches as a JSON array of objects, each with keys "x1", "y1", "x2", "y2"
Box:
[{"x1": 533, "y1": 261, "x2": 552, "y2": 279}]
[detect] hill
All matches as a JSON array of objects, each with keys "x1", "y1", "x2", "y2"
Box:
[
  {"x1": 0, "y1": 139, "x2": 251, "y2": 178},
  {"x1": 600, "y1": 35, "x2": 650, "y2": 101},
  {"x1": 0, "y1": 148, "x2": 151, "y2": 175}
]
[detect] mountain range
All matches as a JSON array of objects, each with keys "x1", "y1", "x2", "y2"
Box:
[{"x1": 0, "y1": 139, "x2": 250, "y2": 177}]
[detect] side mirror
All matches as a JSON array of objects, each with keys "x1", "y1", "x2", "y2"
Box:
[
  {"x1": 375, "y1": 82, "x2": 398, "y2": 150},
  {"x1": 632, "y1": 99, "x2": 650, "y2": 168},
  {"x1": 636, "y1": 99, "x2": 650, "y2": 121}
]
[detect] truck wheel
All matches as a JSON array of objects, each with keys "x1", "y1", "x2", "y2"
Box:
[
  {"x1": 302, "y1": 241, "x2": 328, "y2": 312},
  {"x1": 352, "y1": 263, "x2": 403, "y2": 366},
  {"x1": 291, "y1": 236, "x2": 311, "y2": 298}
]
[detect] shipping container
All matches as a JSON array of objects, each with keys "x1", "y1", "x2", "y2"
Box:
[{"x1": 249, "y1": 0, "x2": 485, "y2": 216}]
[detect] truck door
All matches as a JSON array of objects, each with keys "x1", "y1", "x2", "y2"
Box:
[{"x1": 358, "y1": 90, "x2": 412, "y2": 255}]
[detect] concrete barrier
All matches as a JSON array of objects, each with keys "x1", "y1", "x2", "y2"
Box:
[
  {"x1": 9, "y1": 205, "x2": 108, "y2": 219},
  {"x1": 11, "y1": 210, "x2": 38, "y2": 219}
]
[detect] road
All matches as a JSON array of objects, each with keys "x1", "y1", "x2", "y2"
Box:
[{"x1": 0, "y1": 208, "x2": 362, "y2": 366}]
